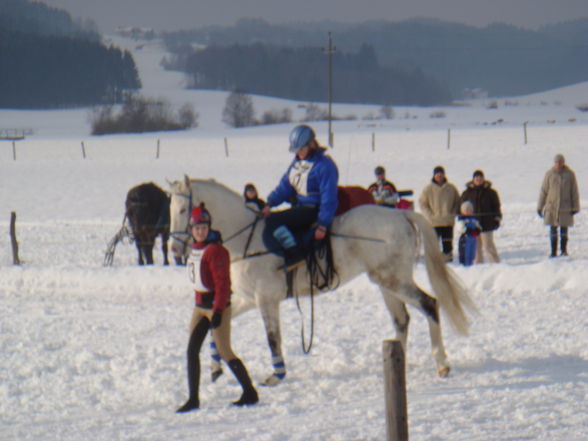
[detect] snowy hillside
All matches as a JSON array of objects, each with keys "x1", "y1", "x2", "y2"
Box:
[{"x1": 0, "y1": 36, "x2": 587, "y2": 441}]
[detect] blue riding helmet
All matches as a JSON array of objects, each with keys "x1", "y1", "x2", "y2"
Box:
[{"x1": 289, "y1": 125, "x2": 316, "y2": 152}]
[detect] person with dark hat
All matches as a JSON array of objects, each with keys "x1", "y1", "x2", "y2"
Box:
[
  {"x1": 460, "y1": 169, "x2": 502, "y2": 263},
  {"x1": 176, "y1": 204, "x2": 258, "y2": 412},
  {"x1": 418, "y1": 165, "x2": 460, "y2": 261},
  {"x1": 262, "y1": 124, "x2": 339, "y2": 271},
  {"x1": 537, "y1": 153, "x2": 580, "y2": 257},
  {"x1": 243, "y1": 183, "x2": 265, "y2": 211},
  {"x1": 368, "y1": 166, "x2": 399, "y2": 207}
]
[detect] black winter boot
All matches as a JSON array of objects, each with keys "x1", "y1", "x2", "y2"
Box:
[
  {"x1": 176, "y1": 318, "x2": 208, "y2": 413},
  {"x1": 228, "y1": 359, "x2": 259, "y2": 406},
  {"x1": 176, "y1": 354, "x2": 200, "y2": 412},
  {"x1": 561, "y1": 235, "x2": 568, "y2": 256},
  {"x1": 550, "y1": 236, "x2": 558, "y2": 258},
  {"x1": 282, "y1": 246, "x2": 306, "y2": 272}
]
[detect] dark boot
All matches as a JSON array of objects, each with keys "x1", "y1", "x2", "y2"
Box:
[
  {"x1": 550, "y1": 235, "x2": 558, "y2": 258},
  {"x1": 176, "y1": 318, "x2": 208, "y2": 413},
  {"x1": 176, "y1": 357, "x2": 200, "y2": 412},
  {"x1": 176, "y1": 354, "x2": 200, "y2": 412},
  {"x1": 283, "y1": 246, "x2": 306, "y2": 272},
  {"x1": 561, "y1": 235, "x2": 568, "y2": 256},
  {"x1": 228, "y1": 358, "x2": 259, "y2": 406}
]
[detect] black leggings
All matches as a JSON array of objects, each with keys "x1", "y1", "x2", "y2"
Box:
[{"x1": 434, "y1": 226, "x2": 454, "y2": 255}]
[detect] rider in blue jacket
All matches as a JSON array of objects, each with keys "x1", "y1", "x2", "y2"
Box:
[{"x1": 262, "y1": 125, "x2": 339, "y2": 271}]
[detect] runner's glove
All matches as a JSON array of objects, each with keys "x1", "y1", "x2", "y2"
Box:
[{"x1": 211, "y1": 312, "x2": 222, "y2": 329}]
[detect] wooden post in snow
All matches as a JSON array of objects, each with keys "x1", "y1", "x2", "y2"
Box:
[
  {"x1": 81, "y1": 141, "x2": 86, "y2": 159},
  {"x1": 10, "y1": 211, "x2": 21, "y2": 265},
  {"x1": 224, "y1": 137, "x2": 229, "y2": 157},
  {"x1": 156, "y1": 139, "x2": 160, "y2": 159},
  {"x1": 372, "y1": 132, "x2": 376, "y2": 152},
  {"x1": 12, "y1": 141, "x2": 16, "y2": 160},
  {"x1": 383, "y1": 340, "x2": 408, "y2": 441},
  {"x1": 447, "y1": 128, "x2": 451, "y2": 150},
  {"x1": 523, "y1": 121, "x2": 528, "y2": 145}
]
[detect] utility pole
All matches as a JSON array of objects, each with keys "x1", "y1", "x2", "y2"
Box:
[{"x1": 323, "y1": 31, "x2": 336, "y2": 147}]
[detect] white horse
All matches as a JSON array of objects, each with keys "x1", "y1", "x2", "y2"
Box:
[{"x1": 168, "y1": 175, "x2": 476, "y2": 385}]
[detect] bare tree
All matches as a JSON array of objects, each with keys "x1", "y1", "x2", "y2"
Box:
[{"x1": 222, "y1": 90, "x2": 256, "y2": 128}]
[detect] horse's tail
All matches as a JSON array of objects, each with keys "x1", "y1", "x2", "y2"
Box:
[{"x1": 405, "y1": 211, "x2": 478, "y2": 336}]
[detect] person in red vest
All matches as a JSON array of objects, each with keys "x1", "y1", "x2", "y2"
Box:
[{"x1": 176, "y1": 204, "x2": 258, "y2": 413}]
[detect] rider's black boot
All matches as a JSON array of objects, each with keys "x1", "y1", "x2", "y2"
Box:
[{"x1": 228, "y1": 358, "x2": 259, "y2": 406}]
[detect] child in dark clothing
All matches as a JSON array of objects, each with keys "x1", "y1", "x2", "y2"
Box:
[{"x1": 457, "y1": 201, "x2": 482, "y2": 266}]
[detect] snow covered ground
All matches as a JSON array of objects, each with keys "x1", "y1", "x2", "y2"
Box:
[{"x1": 1, "y1": 37, "x2": 587, "y2": 441}]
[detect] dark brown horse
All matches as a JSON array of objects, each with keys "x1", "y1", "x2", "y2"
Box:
[{"x1": 125, "y1": 182, "x2": 170, "y2": 265}]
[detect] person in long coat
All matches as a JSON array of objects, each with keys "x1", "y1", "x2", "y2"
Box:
[
  {"x1": 460, "y1": 170, "x2": 502, "y2": 264},
  {"x1": 418, "y1": 165, "x2": 461, "y2": 261},
  {"x1": 537, "y1": 153, "x2": 580, "y2": 257}
]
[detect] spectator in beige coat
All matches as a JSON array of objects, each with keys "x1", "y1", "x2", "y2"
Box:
[
  {"x1": 537, "y1": 153, "x2": 580, "y2": 257},
  {"x1": 419, "y1": 165, "x2": 461, "y2": 261}
]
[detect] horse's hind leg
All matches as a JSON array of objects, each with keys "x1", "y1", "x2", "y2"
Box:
[
  {"x1": 381, "y1": 285, "x2": 450, "y2": 377},
  {"x1": 257, "y1": 299, "x2": 286, "y2": 386},
  {"x1": 379, "y1": 292, "x2": 410, "y2": 351}
]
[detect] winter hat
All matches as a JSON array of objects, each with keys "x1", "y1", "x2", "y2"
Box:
[
  {"x1": 374, "y1": 166, "x2": 385, "y2": 175},
  {"x1": 460, "y1": 200, "x2": 474, "y2": 215},
  {"x1": 433, "y1": 165, "x2": 445, "y2": 175},
  {"x1": 190, "y1": 203, "x2": 211, "y2": 225},
  {"x1": 554, "y1": 153, "x2": 565, "y2": 163},
  {"x1": 473, "y1": 170, "x2": 484, "y2": 178}
]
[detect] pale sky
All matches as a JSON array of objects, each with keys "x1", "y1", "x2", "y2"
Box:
[{"x1": 40, "y1": 0, "x2": 587, "y2": 33}]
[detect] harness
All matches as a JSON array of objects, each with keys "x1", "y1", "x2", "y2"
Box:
[
  {"x1": 171, "y1": 187, "x2": 267, "y2": 263},
  {"x1": 171, "y1": 185, "x2": 388, "y2": 354}
]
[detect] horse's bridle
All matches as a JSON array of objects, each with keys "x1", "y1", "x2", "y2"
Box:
[
  {"x1": 169, "y1": 189, "x2": 194, "y2": 260},
  {"x1": 170, "y1": 185, "x2": 265, "y2": 261}
]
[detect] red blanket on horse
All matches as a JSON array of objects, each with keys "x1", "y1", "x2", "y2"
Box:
[{"x1": 335, "y1": 186, "x2": 375, "y2": 215}]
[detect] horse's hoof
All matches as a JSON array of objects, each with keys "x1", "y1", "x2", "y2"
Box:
[
  {"x1": 261, "y1": 374, "x2": 283, "y2": 387},
  {"x1": 438, "y1": 366, "x2": 451, "y2": 377},
  {"x1": 211, "y1": 369, "x2": 223, "y2": 383}
]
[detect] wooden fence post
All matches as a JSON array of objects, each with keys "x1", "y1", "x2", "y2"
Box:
[
  {"x1": 81, "y1": 141, "x2": 86, "y2": 159},
  {"x1": 224, "y1": 137, "x2": 229, "y2": 157},
  {"x1": 446, "y1": 128, "x2": 451, "y2": 150},
  {"x1": 12, "y1": 141, "x2": 16, "y2": 160},
  {"x1": 10, "y1": 211, "x2": 21, "y2": 265},
  {"x1": 156, "y1": 139, "x2": 160, "y2": 159},
  {"x1": 523, "y1": 121, "x2": 528, "y2": 145},
  {"x1": 372, "y1": 132, "x2": 376, "y2": 152},
  {"x1": 383, "y1": 340, "x2": 408, "y2": 441}
]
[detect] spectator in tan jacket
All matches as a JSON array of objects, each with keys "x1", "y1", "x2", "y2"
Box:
[
  {"x1": 537, "y1": 153, "x2": 580, "y2": 257},
  {"x1": 419, "y1": 165, "x2": 461, "y2": 261}
]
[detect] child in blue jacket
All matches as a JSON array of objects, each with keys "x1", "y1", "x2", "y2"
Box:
[{"x1": 457, "y1": 201, "x2": 481, "y2": 266}]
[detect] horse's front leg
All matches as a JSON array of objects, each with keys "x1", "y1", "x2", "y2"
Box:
[
  {"x1": 161, "y1": 233, "x2": 170, "y2": 265},
  {"x1": 143, "y1": 241, "x2": 155, "y2": 265},
  {"x1": 257, "y1": 299, "x2": 286, "y2": 386},
  {"x1": 135, "y1": 240, "x2": 145, "y2": 265}
]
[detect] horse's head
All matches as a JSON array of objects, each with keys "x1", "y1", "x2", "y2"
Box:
[{"x1": 168, "y1": 174, "x2": 194, "y2": 265}]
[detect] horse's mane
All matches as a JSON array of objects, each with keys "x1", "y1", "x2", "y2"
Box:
[{"x1": 189, "y1": 178, "x2": 242, "y2": 201}]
